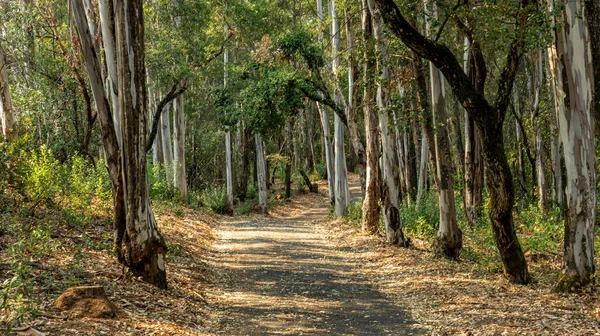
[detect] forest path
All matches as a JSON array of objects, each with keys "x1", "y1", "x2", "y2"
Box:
[{"x1": 204, "y1": 178, "x2": 424, "y2": 335}]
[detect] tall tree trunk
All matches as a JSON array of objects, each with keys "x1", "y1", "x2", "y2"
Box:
[
  {"x1": 161, "y1": 102, "x2": 174, "y2": 184},
  {"x1": 547, "y1": 0, "x2": 596, "y2": 290},
  {"x1": 72, "y1": 0, "x2": 167, "y2": 289},
  {"x1": 255, "y1": 134, "x2": 268, "y2": 214},
  {"x1": 361, "y1": 0, "x2": 380, "y2": 233},
  {"x1": 369, "y1": 0, "x2": 407, "y2": 245},
  {"x1": 550, "y1": 134, "x2": 564, "y2": 209},
  {"x1": 345, "y1": 7, "x2": 366, "y2": 193},
  {"x1": 374, "y1": 0, "x2": 530, "y2": 284},
  {"x1": 404, "y1": 125, "x2": 418, "y2": 205},
  {"x1": 98, "y1": 0, "x2": 121, "y2": 147},
  {"x1": 331, "y1": 0, "x2": 348, "y2": 217},
  {"x1": 416, "y1": 133, "x2": 428, "y2": 204},
  {"x1": 114, "y1": 0, "x2": 167, "y2": 288},
  {"x1": 317, "y1": 0, "x2": 335, "y2": 206},
  {"x1": 531, "y1": 50, "x2": 547, "y2": 214},
  {"x1": 424, "y1": 0, "x2": 462, "y2": 258},
  {"x1": 585, "y1": 0, "x2": 600, "y2": 128},
  {"x1": 463, "y1": 38, "x2": 484, "y2": 227},
  {"x1": 224, "y1": 25, "x2": 234, "y2": 214},
  {"x1": 0, "y1": 44, "x2": 16, "y2": 142},
  {"x1": 173, "y1": 94, "x2": 187, "y2": 199}
]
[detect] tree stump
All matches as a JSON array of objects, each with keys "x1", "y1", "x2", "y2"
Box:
[{"x1": 54, "y1": 286, "x2": 117, "y2": 318}]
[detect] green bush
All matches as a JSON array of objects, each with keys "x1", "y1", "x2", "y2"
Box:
[
  {"x1": 316, "y1": 161, "x2": 327, "y2": 180},
  {"x1": 202, "y1": 185, "x2": 229, "y2": 214},
  {"x1": 344, "y1": 199, "x2": 363, "y2": 228},
  {"x1": 149, "y1": 164, "x2": 177, "y2": 200},
  {"x1": 23, "y1": 145, "x2": 64, "y2": 204},
  {"x1": 401, "y1": 194, "x2": 440, "y2": 237}
]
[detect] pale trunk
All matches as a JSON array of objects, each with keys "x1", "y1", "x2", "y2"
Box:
[
  {"x1": 0, "y1": 45, "x2": 16, "y2": 142},
  {"x1": 317, "y1": 0, "x2": 335, "y2": 206},
  {"x1": 255, "y1": 134, "x2": 268, "y2": 214},
  {"x1": 331, "y1": 0, "x2": 348, "y2": 217},
  {"x1": 416, "y1": 133, "x2": 428, "y2": 204},
  {"x1": 369, "y1": 0, "x2": 407, "y2": 245},
  {"x1": 551, "y1": 134, "x2": 564, "y2": 208},
  {"x1": 345, "y1": 7, "x2": 366, "y2": 192},
  {"x1": 161, "y1": 102, "x2": 174, "y2": 184},
  {"x1": 73, "y1": 0, "x2": 167, "y2": 288},
  {"x1": 98, "y1": 0, "x2": 121, "y2": 147},
  {"x1": 547, "y1": 0, "x2": 596, "y2": 290},
  {"x1": 224, "y1": 26, "x2": 234, "y2": 214},
  {"x1": 173, "y1": 95, "x2": 187, "y2": 199},
  {"x1": 425, "y1": 0, "x2": 461, "y2": 257}
]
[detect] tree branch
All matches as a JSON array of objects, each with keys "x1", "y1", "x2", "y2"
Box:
[{"x1": 145, "y1": 81, "x2": 188, "y2": 152}]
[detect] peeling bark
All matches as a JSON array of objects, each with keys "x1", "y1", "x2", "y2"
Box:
[{"x1": 547, "y1": 0, "x2": 596, "y2": 290}]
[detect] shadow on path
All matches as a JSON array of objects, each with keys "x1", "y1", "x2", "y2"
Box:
[{"x1": 206, "y1": 194, "x2": 425, "y2": 335}]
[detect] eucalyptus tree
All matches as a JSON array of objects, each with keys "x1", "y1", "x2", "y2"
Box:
[
  {"x1": 368, "y1": 0, "x2": 408, "y2": 246},
  {"x1": 331, "y1": 0, "x2": 349, "y2": 217},
  {"x1": 423, "y1": 0, "x2": 461, "y2": 258},
  {"x1": 71, "y1": 0, "x2": 168, "y2": 288},
  {"x1": 361, "y1": 0, "x2": 380, "y2": 234},
  {"x1": 547, "y1": 0, "x2": 596, "y2": 290},
  {"x1": 0, "y1": 44, "x2": 16, "y2": 142},
  {"x1": 373, "y1": 0, "x2": 537, "y2": 284}
]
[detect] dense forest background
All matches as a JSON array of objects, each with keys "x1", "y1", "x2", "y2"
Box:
[{"x1": 2, "y1": 0, "x2": 600, "y2": 333}]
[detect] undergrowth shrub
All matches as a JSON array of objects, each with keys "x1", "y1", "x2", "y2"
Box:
[
  {"x1": 149, "y1": 164, "x2": 177, "y2": 200},
  {"x1": 316, "y1": 161, "x2": 327, "y2": 180},
  {"x1": 202, "y1": 185, "x2": 228, "y2": 214},
  {"x1": 344, "y1": 199, "x2": 362, "y2": 228}
]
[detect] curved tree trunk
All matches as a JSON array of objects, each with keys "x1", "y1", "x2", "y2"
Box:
[
  {"x1": 547, "y1": 0, "x2": 596, "y2": 290},
  {"x1": 373, "y1": 0, "x2": 530, "y2": 284}
]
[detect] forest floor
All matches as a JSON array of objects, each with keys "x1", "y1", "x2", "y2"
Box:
[{"x1": 4, "y1": 175, "x2": 600, "y2": 335}]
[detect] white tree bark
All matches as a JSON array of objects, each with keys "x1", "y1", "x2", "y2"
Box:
[
  {"x1": 161, "y1": 101, "x2": 174, "y2": 184},
  {"x1": 551, "y1": 134, "x2": 564, "y2": 208},
  {"x1": 255, "y1": 133, "x2": 268, "y2": 213},
  {"x1": 424, "y1": 0, "x2": 461, "y2": 257},
  {"x1": 98, "y1": 0, "x2": 121, "y2": 147},
  {"x1": 173, "y1": 94, "x2": 187, "y2": 199},
  {"x1": 0, "y1": 45, "x2": 16, "y2": 142},
  {"x1": 316, "y1": 0, "x2": 335, "y2": 206},
  {"x1": 331, "y1": 0, "x2": 348, "y2": 217},
  {"x1": 369, "y1": 0, "x2": 407, "y2": 245},
  {"x1": 416, "y1": 133, "x2": 428, "y2": 204},
  {"x1": 547, "y1": 0, "x2": 596, "y2": 289},
  {"x1": 224, "y1": 24, "x2": 234, "y2": 213}
]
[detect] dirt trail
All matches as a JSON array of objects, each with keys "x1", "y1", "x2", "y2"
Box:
[{"x1": 205, "y1": 182, "x2": 424, "y2": 335}]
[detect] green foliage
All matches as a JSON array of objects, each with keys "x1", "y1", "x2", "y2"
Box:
[
  {"x1": 201, "y1": 185, "x2": 229, "y2": 214},
  {"x1": 149, "y1": 164, "x2": 178, "y2": 200},
  {"x1": 23, "y1": 145, "x2": 63, "y2": 203},
  {"x1": 344, "y1": 200, "x2": 363, "y2": 228},
  {"x1": 239, "y1": 65, "x2": 304, "y2": 136},
  {"x1": 401, "y1": 194, "x2": 440, "y2": 237},
  {"x1": 276, "y1": 27, "x2": 324, "y2": 69},
  {"x1": 315, "y1": 161, "x2": 327, "y2": 180},
  {"x1": 514, "y1": 204, "x2": 563, "y2": 253}
]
